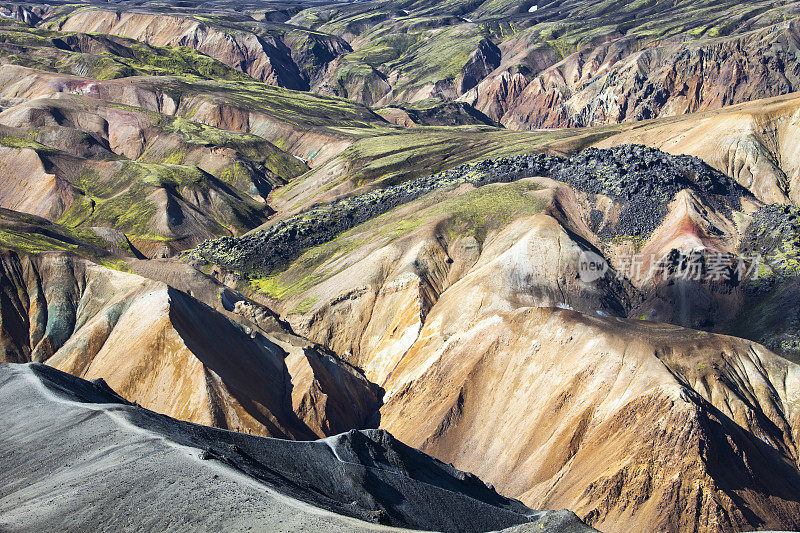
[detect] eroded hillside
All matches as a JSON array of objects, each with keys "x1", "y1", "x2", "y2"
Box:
[
  {"x1": 195, "y1": 142, "x2": 800, "y2": 530},
  {"x1": 7, "y1": 0, "x2": 800, "y2": 131},
  {"x1": 0, "y1": 1, "x2": 800, "y2": 532},
  {"x1": 0, "y1": 251, "x2": 381, "y2": 439}
]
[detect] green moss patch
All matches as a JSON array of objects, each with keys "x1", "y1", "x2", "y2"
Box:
[{"x1": 0, "y1": 135, "x2": 57, "y2": 154}]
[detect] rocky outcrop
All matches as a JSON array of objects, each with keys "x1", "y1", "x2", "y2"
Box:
[
  {"x1": 467, "y1": 21, "x2": 800, "y2": 130},
  {"x1": 595, "y1": 91, "x2": 800, "y2": 205},
  {"x1": 459, "y1": 39, "x2": 502, "y2": 94},
  {"x1": 462, "y1": 69, "x2": 531, "y2": 126},
  {"x1": 0, "y1": 3, "x2": 42, "y2": 25}
]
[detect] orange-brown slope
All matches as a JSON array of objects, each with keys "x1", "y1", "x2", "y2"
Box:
[
  {"x1": 0, "y1": 64, "x2": 383, "y2": 166},
  {"x1": 52, "y1": 8, "x2": 307, "y2": 89},
  {"x1": 462, "y1": 19, "x2": 800, "y2": 132},
  {"x1": 244, "y1": 172, "x2": 800, "y2": 531},
  {"x1": 0, "y1": 251, "x2": 380, "y2": 439},
  {"x1": 0, "y1": 71, "x2": 317, "y2": 255},
  {"x1": 380, "y1": 307, "x2": 800, "y2": 533}
]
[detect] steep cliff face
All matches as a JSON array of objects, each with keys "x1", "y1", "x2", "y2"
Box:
[
  {"x1": 466, "y1": 21, "x2": 800, "y2": 130},
  {"x1": 0, "y1": 251, "x2": 380, "y2": 438}
]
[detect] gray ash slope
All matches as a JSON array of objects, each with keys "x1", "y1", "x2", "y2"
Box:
[
  {"x1": 0, "y1": 362, "x2": 594, "y2": 533},
  {"x1": 193, "y1": 145, "x2": 746, "y2": 278}
]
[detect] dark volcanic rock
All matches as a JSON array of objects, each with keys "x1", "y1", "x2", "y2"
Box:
[
  {"x1": 740, "y1": 203, "x2": 800, "y2": 279},
  {"x1": 552, "y1": 145, "x2": 745, "y2": 238},
  {"x1": 194, "y1": 145, "x2": 743, "y2": 277}
]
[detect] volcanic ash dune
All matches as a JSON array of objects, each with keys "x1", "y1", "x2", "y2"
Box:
[{"x1": 0, "y1": 362, "x2": 594, "y2": 533}]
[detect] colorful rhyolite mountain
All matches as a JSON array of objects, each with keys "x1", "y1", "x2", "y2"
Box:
[{"x1": 0, "y1": 1, "x2": 799, "y2": 532}]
